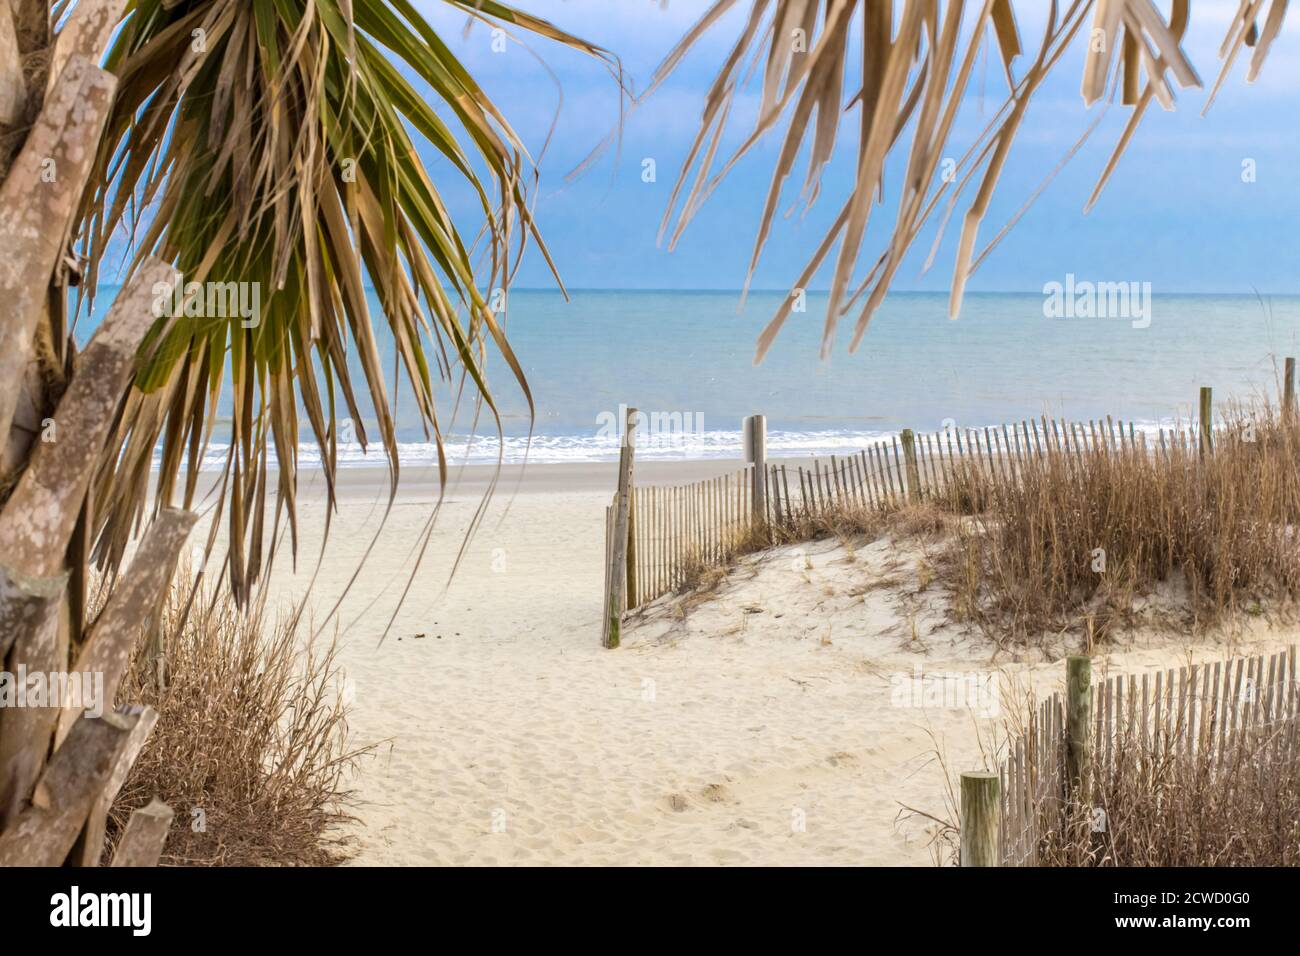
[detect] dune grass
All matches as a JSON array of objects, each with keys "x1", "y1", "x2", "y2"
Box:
[
  {"x1": 106, "y1": 580, "x2": 369, "y2": 866},
  {"x1": 928, "y1": 402, "x2": 1300, "y2": 643},
  {"x1": 1031, "y1": 710, "x2": 1300, "y2": 867},
  {"x1": 706, "y1": 402, "x2": 1300, "y2": 646}
]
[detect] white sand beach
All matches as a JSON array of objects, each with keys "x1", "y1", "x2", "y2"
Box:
[{"x1": 219, "y1": 461, "x2": 1300, "y2": 866}]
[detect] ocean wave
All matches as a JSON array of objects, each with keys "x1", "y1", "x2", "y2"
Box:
[
  {"x1": 168, "y1": 419, "x2": 1190, "y2": 471},
  {"x1": 182, "y1": 429, "x2": 889, "y2": 469}
]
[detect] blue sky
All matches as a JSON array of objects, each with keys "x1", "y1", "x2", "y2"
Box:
[{"x1": 411, "y1": 0, "x2": 1300, "y2": 294}]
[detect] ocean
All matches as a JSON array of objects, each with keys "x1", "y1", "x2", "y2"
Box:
[{"x1": 82, "y1": 288, "x2": 1300, "y2": 467}]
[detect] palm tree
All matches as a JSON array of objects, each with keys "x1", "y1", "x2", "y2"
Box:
[
  {"x1": 636, "y1": 0, "x2": 1284, "y2": 360},
  {"x1": 0, "y1": 0, "x2": 609, "y2": 865}
]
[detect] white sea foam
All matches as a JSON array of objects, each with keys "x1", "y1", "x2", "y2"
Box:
[
  {"x1": 184, "y1": 429, "x2": 893, "y2": 470},
  {"x1": 171, "y1": 419, "x2": 1187, "y2": 471}
]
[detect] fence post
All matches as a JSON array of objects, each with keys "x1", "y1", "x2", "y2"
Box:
[
  {"x1": 1066, "y1": 655, "x2": 1092, "y2": 804},
  {"x1": 901, "y1": 428, "x2": 921, "y2": 503},
  {"x1": 743, "y1": 414, "x2": 767, "y2": 527},
  {"x1": 1286, "y1": 358, "x2": 1295, "y2": 419},
  {"x1": 605, "y1": 406, "x2": 638, "y2": 649},
  {"x1": 959, "y1": 771, "x2": 1000, "y2": 867},
  {"x1": 625, "y1": 487, "x2": 638, "y2": 610},
  {"x1": 1199, "y1": 386, "x2": 1213, "y2": 456}
]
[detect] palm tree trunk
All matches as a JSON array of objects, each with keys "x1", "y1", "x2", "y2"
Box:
[{"x1": 0, "y1": 1, "x2": 188, "y2": 866}]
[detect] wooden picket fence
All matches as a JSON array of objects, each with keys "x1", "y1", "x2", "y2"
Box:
[
  {"x1": 994, "y1": 646, "x2": 1299, "y2": 866},
  {"x1": 603, "y1": 464, "x2": 753, "y2": 617},
  {"x1": 602, "y1": 374, "x2": 1295, "y2": 646},
  {"x1": 604, "y1": 414, "x2": 1164, "y2": 619}
]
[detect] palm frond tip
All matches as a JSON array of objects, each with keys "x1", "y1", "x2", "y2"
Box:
[{"x1": 652, "y1": 0, "x2": 1275, "y2": 360}]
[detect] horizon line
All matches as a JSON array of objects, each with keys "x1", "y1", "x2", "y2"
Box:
[
  {"x1": 86, "y1": 283, "x2": 1300, "y2": 296},
  {"x1": 514, "y1": 287, "x2": 1300, "y2": 296}
]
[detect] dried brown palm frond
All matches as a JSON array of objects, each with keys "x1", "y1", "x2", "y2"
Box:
[{"x1": 645, "y1": 0, "x2": 1281, "y2": 361}]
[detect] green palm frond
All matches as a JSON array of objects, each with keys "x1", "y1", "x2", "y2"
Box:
[
  {"x1": 645, "y1": 0, "x2": 1282, "y2": 360},
  {"x1": 74, "y1": 0, "x2": 614, "y2": 599}
]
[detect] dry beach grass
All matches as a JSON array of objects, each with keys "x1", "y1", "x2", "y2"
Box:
[
  {"x1": 933, "y1": 402, "x2": 1300, "y2": 643},
  {"x1": 105, "y1": 579, "x2": 368, "y2": 866}
]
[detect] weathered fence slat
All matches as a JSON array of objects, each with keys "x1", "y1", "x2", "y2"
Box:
[{"x1": 985, "y1": 648, "x2": 1297, "y2": 866}]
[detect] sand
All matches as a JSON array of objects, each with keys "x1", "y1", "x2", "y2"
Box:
[{"x1": 234, "y1": 460, "x2": 1298, "y2": 866}]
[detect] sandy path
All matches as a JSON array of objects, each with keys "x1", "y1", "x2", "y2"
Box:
[{"x1": 243, "y1": 466, "x2": 1296, "y2": 866}]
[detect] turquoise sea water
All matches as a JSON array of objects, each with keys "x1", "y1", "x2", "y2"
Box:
[{"x1": 82, "y1": 288, "x2": 1300, "y2": 466}]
